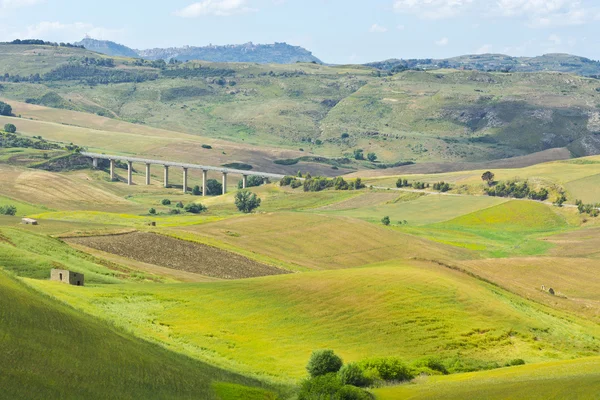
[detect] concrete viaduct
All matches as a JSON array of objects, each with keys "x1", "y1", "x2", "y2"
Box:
[{"x1": 82, "y1": 152, "x2": 287, "y2": 195}]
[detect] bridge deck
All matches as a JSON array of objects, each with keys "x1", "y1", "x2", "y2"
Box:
[{"x1": 81, "y1": 152, "x2": 287, "y2": 179}]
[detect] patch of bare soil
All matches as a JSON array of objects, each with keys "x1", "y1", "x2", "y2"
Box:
[{"x1": 67, "y1": 232, "x2": 289, "y2": 279}]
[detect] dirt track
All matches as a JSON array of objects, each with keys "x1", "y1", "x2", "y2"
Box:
[{"x1": 67, "y1": 232, "x2": 289, "y2": 279}]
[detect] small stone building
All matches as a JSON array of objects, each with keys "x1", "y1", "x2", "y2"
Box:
[
  {"x1": 22, "y1": 218, "x2": 38, "y2": 225},
  {"x1": 50, "y1": 269, "x2": 84, "y2": 286}
]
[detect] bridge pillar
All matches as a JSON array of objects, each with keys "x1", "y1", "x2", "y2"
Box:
[
  {"x1": 145, "y1": 164, "x2": 151, "y2": 185},
  {"x1": 202, "y1": 170, "x2": 207, "y2": 196},
  {"x1": 92, "y1": 158, "x2": 98, "y2": 169},
  {"x1": 222, "y1": 172, "x2": 228, "y2": 195},
  {"x1": 109, "y1": 159, "x2": 115, "y2": 181},
  {"x1": 163, "y1": 166, "x2": 169, "y2": 188},
  {"x1": 182, "y1": 168, "x2": 188, "y2": 194},
  {"x1": 127, "y1": 161, "x2": 133, "y2": 185},
  {"x1": 242, "y1": 175, "x2": 247, "y2": 189}
]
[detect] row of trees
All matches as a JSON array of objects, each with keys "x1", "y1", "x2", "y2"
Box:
[
  {"x1": 485, "y1": 180, "x2": 549, "y2": 201},
  {"x1": 302, "y1": 176, "x2": 366, "y2": 192},
  {"x1": 576, "y1": 200, "x2": 599, "y2": 217},
  {"x1": 353, "y1": 149, "x2": 377, "y2": 162}
]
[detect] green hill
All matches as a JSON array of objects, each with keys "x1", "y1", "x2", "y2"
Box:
[
  {"x1": 1, "y1": 44, "x2": 600, "y2": 166},
  {"x1": 0, "y1": 270, "x2": 280, "y2": 399}
]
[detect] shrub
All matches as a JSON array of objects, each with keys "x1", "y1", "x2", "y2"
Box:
[
  {"x1": 338, "y1": 363, "x2": 371, "y2": 387},
  {"x1": 234, "y1": 190, "x2": 261, "y2": 213},
  {"x1": 280, "y1": 176, "x2": 295, "y2": 186},
  {"x1": 353, "y1": 149, "x2": 364, "y2": 160},
  {"x1": 354, "y1": 178, "x2": 365, "y2": 190},
  {"x1": 333, "y1": 177, "x2": 349, "y2": 190},
  {"x1": 291, "y1": 180, "x2": 302, "y2": 189},
  {"x1": 238, "y1": 175, "x2": 264, "y2": 189},
  {"x1": 205, "y1": 179, "x2": 223, "y2": 195},
  {"x1": 184, "y1": 203, "x2": 207, "y2": 214},
  {"x1": 176, "y1": 201, "x2": 184, "y2": 208},
  {"x1": 169, "y1": 209, "x2": 181, "y2": 215},
  {"x1": 4, "y1": 123, "x2": 16, "y2": 133},
  {"x1": 367, "y1": 152, "x2": 377, "y2": 162},
  {"x1": 148, "y1": 208, "x2": 156, "y2": 215},
  {"x1": 201, "y1": 144, "x2": 212, "y2": 149},
  {"x1": 341, "y1": 133, "x2": 350, "y2": 139},
  {"x1": 554, "y1": 194, "x2": 567, "y2": 207},
  {"x1": 414, "y1": 358, "x2": 448, "y2": 375},
  {"x1": 433, "y1": 182, "x2": 451, "y2": 192},
  {"x1": 297, "y1": 374, "x2": 342, "y2": 400},
  {"x1": 381, "y1": 216, "x2": 390, "y2": 226},
  {"x1": 307, "y1": 350, "x2": 343, "y2": 378},
  {"x1": 0, "y1": 205, "x2": 17, "y2": 216},
  {"x1": 509, "y1": 359, "x2": 526, "y2": 366},
  {"x1": 161, "y1": 199, "x2": 171, "y2": 206},
  {"x1": 192, "y1": 185, "x2": 202, "y2": 195},
  {"x1": 358, "y1": 357, "x2": 414, "y2": 382},
  {"x1": 337, "y1": 385, "x2": 372, "y2": 400}
]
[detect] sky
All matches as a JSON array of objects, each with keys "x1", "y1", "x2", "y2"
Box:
[{"x1": 0, "y1": 0, "x2": 599, "y2": 64}]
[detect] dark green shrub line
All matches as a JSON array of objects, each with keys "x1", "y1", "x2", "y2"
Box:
[
  {"x1": 485, "y1": 180, "x2": 549, "y2": 201},
  {"x1": 576, "y1": 200, "x2": 600, "y2": 217},
  {"x1": 0, "y1": 205, "x2": 17, "y2": 216}
]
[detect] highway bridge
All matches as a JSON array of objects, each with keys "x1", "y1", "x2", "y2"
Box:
[{"x1": 82, "y1": 152, "x2": 287, "y2": 195}]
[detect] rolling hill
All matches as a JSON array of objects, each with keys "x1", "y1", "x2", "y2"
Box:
[{"x1": 0, "y1": 43, "x2": 599, "y2": 168}]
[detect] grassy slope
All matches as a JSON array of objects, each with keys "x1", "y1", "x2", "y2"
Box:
[
  {"x1": 374, "y1": 357, "x2": 600, "y2": 400},
  {"x1": 0, "y1": 270, "x2": 280, "y2": 400},
  {"x1": 28, "y1": 262, "x2": 600, "y2": 383}
]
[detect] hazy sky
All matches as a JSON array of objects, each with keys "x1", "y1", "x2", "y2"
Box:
[{"x1": 0, "y1": 0, "x2": 599, "y2": 63}]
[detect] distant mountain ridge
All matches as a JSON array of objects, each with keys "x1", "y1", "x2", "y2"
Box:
[
  {"x1": 74, "y1": 38, "x2": 139, "y2": 58},
  {"x1": 366, "y1": 53, "x2": 600, "y2": 77},
  {"x1": 76, "y1": 38, "x2": 322, "y2": 64}
]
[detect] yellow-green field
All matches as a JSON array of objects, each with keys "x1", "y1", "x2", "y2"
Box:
[
  {"x1": 26, "y1": 262, "x2": 600, "y2": 384},
  {"x1": 374, "y1": 357, "x2": 600, "y2": 400}
]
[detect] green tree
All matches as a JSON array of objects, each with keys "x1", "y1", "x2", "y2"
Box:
[
  {"x1": 234, "y1": 190, "x2": 261, "y2": 213},
  {"x1": 176, "y1": 201, "x2": 184, "y2": 208},
  {"x1": 0, "y1": 101, "x2": 12, "y2": 116},
  {"x1": 306, "y1": 350, "x2": 343, "y2": 378},
  {"x1": 192, "y1": 185, "x2": 202, "y2": 195},
  {"x1": 481, "y1": 171, "x2": 495, "y2": 186},
  {"x1": 338, "y1": 363, "x2": 370, "y2": 387},
  {"x1": 353, "y1": 149, "x2": 364, "y2": 160},
  {"x1": 205, "y1": 179, "x2": 223, "y2": 195},
  {"x1": 0, "y1": 205, "x2": 17, "y2": 216},
  {"x1": 161, "y1": 199, "x2": 171, "y2": 206},
  {"x1": 381, "y1": 216, "x2": 390, "y2": 226},
  {"x1": 367, "y1": 152, "x2": 377, "y2": 162},
  {"x1": 4, "y1": 123, "x2": 16, "y2": 133},
  {"x1": 148, "y1": 208, "x2": 156, "y2": 215}
]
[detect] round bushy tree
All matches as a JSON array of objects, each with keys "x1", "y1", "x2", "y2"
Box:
[
  {"x1": 148, "y1": 208, "x2": 156, "y2": 215},
  {"x1": 381, "y1": 216, "x2": 390, "y2": 226},
  {"x1": 338, "y1": 363, "x2": 370, "y2": 387},
  {"x1": 161, "y1": 199, "x2": 171, "y2": 206},
  {"x1": 235, "y1": 190, "x2": 261, "y2": 213},
  {"x1": 4, "y1": 123, "x2": 16, "y2": 133},
  {"x1": 307, "y1": 350, "x2": 343, "y2": 378}
]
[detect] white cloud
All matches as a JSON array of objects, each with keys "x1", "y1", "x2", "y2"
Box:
[
  {"x1": 393, "y1": 0, "x2": 474, "y2": 20},
  {"x1": 19, "y1": 21, "x2": 123, "y2": 41},
  {"x1": 392, "y1": 0, "x2": 596, "y2": 27},
  {"x1": 174, "y1": 0, "x2": 255, "y2": 17},
  {"x1": 435, "y1": 37, "x2": 449, "y2": 46},
  {"x1": 369, "y1": 23, "x2": 388, "y2": 33},
  {"x1": 476, "y1": 44, "x2": 493, "y2": 53}
]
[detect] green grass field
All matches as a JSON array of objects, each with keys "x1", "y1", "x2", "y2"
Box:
[
  {"x1": 27, "y1": 262, "x2": 600, "y2": 384},
  {"x1": 374, "y1": 357, "x2": 600, "y2": 400},
  {"x1": 0, "y1": 270, "x2": 282, "y2": 400}
]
